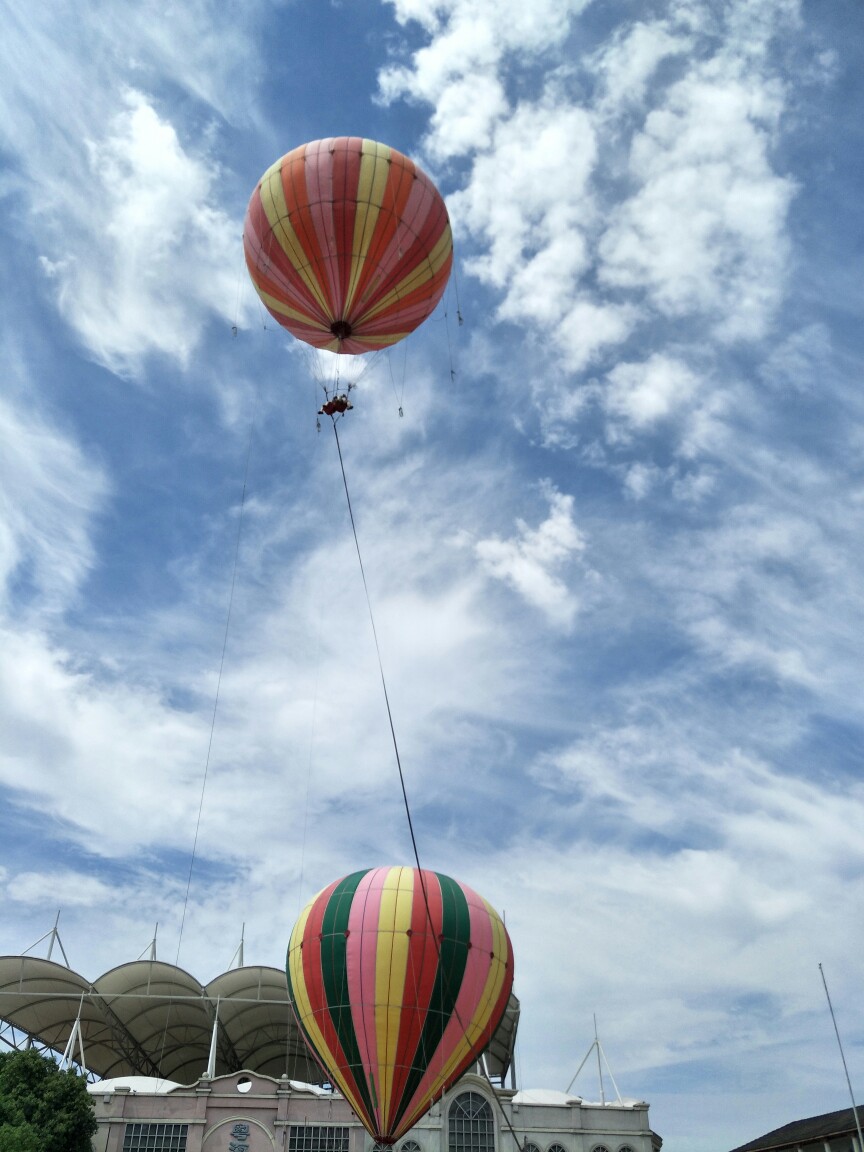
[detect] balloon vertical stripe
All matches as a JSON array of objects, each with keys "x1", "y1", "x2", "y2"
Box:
[
  {"x1": 320, "y1": 871, "x2": 372, "y2": 1120},
  {"x1": 346, "y1": 143, "x2": 389, "y2": 315},
  {"x1": 386, "y1": 869, "x2": 443, "y2": 1129},
  {"x1": 286, "y1": 867, "x2": 513, "y2": 1145},
  {"x1": 289, "y1": 871, "x2": 375, "y2": 1122},
  {"x1": 391, "y1": 872, "x2": 470, "y2": 1133},
  {"x1": 374, "y1": 869, "x2": 414, "y2": 1125}
]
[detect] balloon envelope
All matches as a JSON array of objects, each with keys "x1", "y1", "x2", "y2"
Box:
[
  {"x1": 286, "y1": 866, "x2": 514, "y2": 1144},
  {"x1": 244, "y1": 137, "x2": 453, "y2": 355}
]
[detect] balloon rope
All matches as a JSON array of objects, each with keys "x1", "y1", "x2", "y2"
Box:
[
  {"x1": 452, "y1": 255, "x2": 465, "y2": 327},
  {"x1": 331, "y1": 420, "x2": 425, "y2": 875},
  {"x1": 297, "y1": 587, "x2": 324, "y2": 919},
  {"x1": 174, "y1": 390, "x2": 258, "y2": 967},
  {"x1": 152, "y1": 405, "x2": 255, "y2": 1079},
  {"x1": 482, "y1": 1059, "x2": 525, "y2": 1149}
]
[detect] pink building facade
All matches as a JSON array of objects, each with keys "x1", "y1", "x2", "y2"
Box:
[{"x1": 90, "y1": 1071, "x2": 662, "y2": 1152}]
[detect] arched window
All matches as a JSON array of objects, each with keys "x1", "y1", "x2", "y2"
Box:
[
  {"x1": 549, "y1": 1143, "x2": 570, "y2": 1152},
  {"x1": 401, "y1": 1142, "x2": 422, "y2": 1152},
  {"x1": 449, "y1": 1091, "x2": 495, "y2": 1152},
  {"x1": 523, "y1": 1143, "x2": 542, "y2": 1152}
]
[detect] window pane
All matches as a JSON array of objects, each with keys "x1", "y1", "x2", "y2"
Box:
[
  {"x1": 449, "y1": 1092, "x2": 494, "y2": 1152},
  {"x1": 122, "y1": 1125, "x2": 188, "y2": 1152},
  {"x1": 289, "y1": 1126, "x2": 351, "y2": 1152}
]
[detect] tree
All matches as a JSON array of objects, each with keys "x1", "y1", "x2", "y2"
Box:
[{"x1": 0, "y1": 1048, "x2": 96, "y2": 1152}]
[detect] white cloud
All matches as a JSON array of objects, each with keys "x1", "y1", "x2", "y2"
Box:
[
  {"x1": 604, "y1": 354, "x2": 700, "y2": 429},
  {"x1": 623, "y1": 461, "x2": 663, "y2": 500},
  {"x1": 598, "y1": 62, "x2": 795, "y2": 340},
  {"x1": 7, "y1": 871, "x2": 116, "y2": 908},
  {"x1": 46, "y1": 90, "x2": 240, "y2": 373},
  {"x1": 670, "y1": 466, "x2": 716, "y2": 502},
  {"x1": 1, "y1": 0, "x2": 259, "y2": 377},
  {"x1": 639, "y1": 475, "x2": 864, "y2": 706},
  {"x1": 475, "y1": 487, "x2": 585, "y2": 628},
  {"x1": 492, "y1": 737, "x2": 864, "y2": 1117},
  {"x1": 0, "y1": 426, "x2": 573, "y2": 866},
  {"x1": 0, "y1": 626, "x2": 210, "y2": 857},
  {"x1": 555, "y1": 299, "x2": 642, "y2": 376},
  {"x1": 591, "y1": 19, "x2": 694, "y2": 113},
  {"x1": 380, "y1": 0, "x2": 801, "y2": 471},
  {"x1": 0, "y1": 0, "x2": 258, "y2": 155},
  {"x1": 449, "y1": 102, "x2": 597, "y2": 299},
  {"x1": 381, "y1": 1, "x2": 614, "y2": 375},
  {"x1": 531, "y1": 718, "x2": 864, "y2": 952},
  {"x1": 426, "y1": 74, "x2": 509, "y2": 160},
  {"x1": 0, "y1": 395, "x2": 107, "y2": 616},
  {"x1": 381, "y1": 0, "x2": 590, "y2": 154},
  {"x1": 760, "y1": 323, "x2": 832, "y2": 392}
]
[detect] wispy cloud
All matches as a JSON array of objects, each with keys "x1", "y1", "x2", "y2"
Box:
[
  {"x1": 602, "y1": 353, "x2": 700, "y2": 433},
  {"x1": 0, "y1": 392, "x2": 107, "y2": 616},
  {"x1": 2, "y1": 1, "x2": 256, "y2": 375},
  {"x1": 46, "y1": 90, "x2": 240, "y2": 373},
  {"x1": 597, "y1": 57, "x2": 794, "y2": 341},
  {"x1": 383, "y1": 0, "x2": 800, "y2": 452},
  {"x1": 475, "y1": 486, "x2": 586, "y2": 629}
]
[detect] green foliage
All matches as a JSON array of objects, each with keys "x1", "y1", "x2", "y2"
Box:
[{"x1": 0, "y1": 1049, "x2": 96, "y2": 1152}]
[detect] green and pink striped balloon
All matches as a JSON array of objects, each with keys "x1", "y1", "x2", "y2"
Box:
[{"x1": 286, "y1": 867, "x2": 513, "y2": 1145}]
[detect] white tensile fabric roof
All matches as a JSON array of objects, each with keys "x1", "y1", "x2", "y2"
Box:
[{"x1": 0, "y1": 956, "x2": 519, "y2": 1085}]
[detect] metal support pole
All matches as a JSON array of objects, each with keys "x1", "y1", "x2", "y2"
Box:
[
  {"x1": 207, "y1": 997, "x2": 221, "y2": 1078},
  {"x1": 594, "y1": 1015, "x2": 605, "y2": 1105},
  {"x1": 61, "y1": 1017, "x2": 79, "y2": 1069},
  {"x1": 46, "y1": 912, "x2": 60, "y2": 962},
  {"x1": 819, "y1": 963, "x2": 864, "y2": 1152},
  {"x1": 61, "y1": 995, "x2": 87, "y2": 1073}
]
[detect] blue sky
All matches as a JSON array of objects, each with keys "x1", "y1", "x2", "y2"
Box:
[{"x1": 1, "y1": 1, "x2": 863, "y2": 1149}]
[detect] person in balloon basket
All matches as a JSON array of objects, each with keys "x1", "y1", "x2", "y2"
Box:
[{"x1": 319, "y1": 394, "x2": 353, "y2": 417}]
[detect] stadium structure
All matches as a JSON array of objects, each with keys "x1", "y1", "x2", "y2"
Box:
[{"x1": 0, "y1": 928, "x2": 662, "y2": 1152}]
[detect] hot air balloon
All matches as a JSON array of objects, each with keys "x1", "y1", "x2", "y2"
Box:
[
  {"x1": 243, "y1": 137, "x2": 453, "y2": 357},
  {"x1": 286, "y1": 866, "x2": 514, "y2": 1145}
]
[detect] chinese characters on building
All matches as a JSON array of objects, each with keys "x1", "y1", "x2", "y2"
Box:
[{"x1": 229, "y1": 1120, "x2": 250, "y2": 1152}]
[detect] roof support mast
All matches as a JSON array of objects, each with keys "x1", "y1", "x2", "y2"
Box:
[
  {"x1": 229, "y1": 926, "x2": 245, "y2": 970},
  {"x1": 24, "y1": 911, "x2": 70, "y2": 968},
  {"x1": 566, "y1": 1019, "x2": 623, "y2": 1104},
  {"x1": 207, "y1": 997, "x2": 220, "y2": 1079},
  {"x1": 60, "y1": 995, "x2": 87, "y2": 1075}
]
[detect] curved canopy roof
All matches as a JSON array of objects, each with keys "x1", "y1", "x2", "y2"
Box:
[{"x1": 0, "y1": 956, "x2": 518, "y2": 1085}]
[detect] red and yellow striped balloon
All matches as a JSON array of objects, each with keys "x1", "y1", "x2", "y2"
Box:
[
  {"x1": 286, "y1": 867, "x2": 513, "y2": 1145},
  {"x1": 244, "y1": 138, "x2": 453, "y2": 355}
]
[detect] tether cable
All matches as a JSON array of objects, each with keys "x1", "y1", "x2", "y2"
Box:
[
  {"x1": 156, "y1": 382, "x2": 258, "y2": 1084},
  {"x1": 331, "y1": 419, "x2": 424, "y2": 875},
  {"x1": 175, "y1": 385, "x2": 259, "y2": 967}
]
